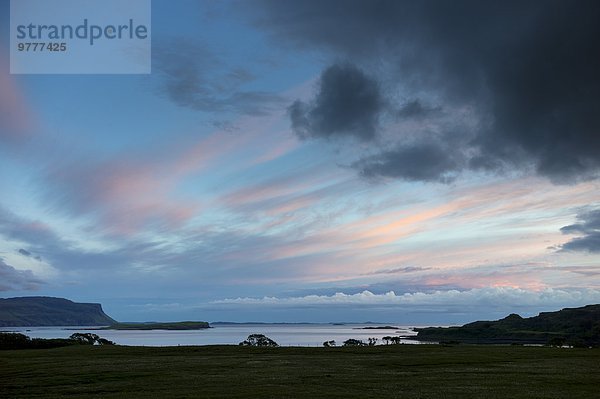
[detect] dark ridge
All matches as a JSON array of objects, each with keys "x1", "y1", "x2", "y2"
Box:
[
  {"x1": 415, "y1": 304, "x2": 600, "y2": 346},
  {"x1": 0, "y1": 296, "x2": 116, "y2": 327}
]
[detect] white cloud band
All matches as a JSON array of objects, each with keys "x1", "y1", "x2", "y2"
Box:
[{"x1": 212, "y1": 287, "x2": 600, "y2": 309}]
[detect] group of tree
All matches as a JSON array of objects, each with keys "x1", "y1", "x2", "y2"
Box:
[
  {"x1": 341, "y1": 339, "x2": 367, "y2": 347},
  {"x1": 324, "y1": 337, "x2": 396, "y2": 347},
  {"x1": 382, "y1": 336, "x2": 403, "y2": 345},
  {"x1": 0, "y1": 332, "x2": 115, "y2": 350}
]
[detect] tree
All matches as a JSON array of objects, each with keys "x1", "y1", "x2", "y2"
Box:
[
  {"x1": 323, "y1": 340, "x2": 336, "y2": 347},
  {"x1": 69, "y1": 333, "x2": 114, "y2": 345},
  {"x1": 97, "y1": 337, "x2": 115, "y2": 345},
  {"x1": 1, "y1": 332, "x2": 88, "y2": 350},
  {"x1": 0, "y1": 332, "x2": 31, "y2": 350},
  {"x1": 382, "y1": 336, "x2": 403, "y2": 344},
  {"x1": 239, "y1": 334, "x2": 279, "y2": 347},
  {"x1": 342, "y1": 339, "x2": 366, "y2": 347},
  {"x1": 368, "y1": 337, "x2": 378, "y2": 346}
]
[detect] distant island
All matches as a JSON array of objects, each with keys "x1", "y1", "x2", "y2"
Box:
[
  {"x1": 415, "y1": 304, "x2": 600, "y2": 347},
  {"x1": 0, "y1": 297, "x2": 116, "y2": 327},
  {"x1": 211, "y1": 322, "x2": 319, "y2": 325},
  {"x1": 356, "y1": 325, "x2": 399, "y2": 330},
  {"x1": 103, "y1": 321, "x2": 210, "y2": 330}
]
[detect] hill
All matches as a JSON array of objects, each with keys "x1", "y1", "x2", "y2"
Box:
[
  {"x1": 0, "y1": 297, "x2": 116, "y2": 327},
  {"x1": 415, "y1": 304, "x2": 600, "y2": 346}
]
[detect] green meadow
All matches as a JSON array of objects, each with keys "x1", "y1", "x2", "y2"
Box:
[{"x1": 1, "y1": 344, "x2": 598, "y2": 398}]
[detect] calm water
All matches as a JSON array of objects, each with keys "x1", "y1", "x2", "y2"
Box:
[{"x1": 2, "y1": 324, "x2": 424, "y2": 347}]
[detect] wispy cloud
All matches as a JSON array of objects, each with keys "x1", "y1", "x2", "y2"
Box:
[
  {"x1": 153, "y1": 39, "x2": 286, "y2": 116},
  {"x1": 41, "y1": 112, "x2": 298, "y2": 237},
  {"x1": 364, "y1": 266, "x2": 429, "y2": 276}
]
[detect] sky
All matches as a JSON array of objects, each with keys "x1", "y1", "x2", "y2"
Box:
[{"x1": 0, "y1": 0, "x2": 599, "y2": 324}]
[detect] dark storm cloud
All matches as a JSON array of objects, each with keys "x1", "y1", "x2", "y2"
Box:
[
  {"x1": 255, "y1": 0, "x2": 600, "y2": 183},
  {"x1": 289, "y1": 63, "x2": 385, "y2": 141},
  {"x1": 397, "y1": 100, "x2": 442, "y2": 120},
  {"x1": 355, "y1": 142, "x2": 462, "y2": 182},
  {"x1": 0, "y1": 259, "x2": 42, "y2": 291},
  {"x1": 560, "y1": 209, "x2": 600, "y2": 253},
  {"x1": 153, "y1": 40, "x2": 284, "y2": 116}
]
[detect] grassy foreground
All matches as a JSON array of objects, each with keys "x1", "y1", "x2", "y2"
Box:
[{"x1": 1, "y1": 344, "x2": 599, "y2": 398}]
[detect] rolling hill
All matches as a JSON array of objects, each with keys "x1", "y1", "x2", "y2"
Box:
[{"x1": 415, "y1": 304, "x2": 600, "y2": 346}]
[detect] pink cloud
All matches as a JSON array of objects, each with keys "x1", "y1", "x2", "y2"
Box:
[
  {"x1": 249, "y1": 138, "x2": 299, "y2": 166},
  {"x1": 217, "y1": 177, "x2": 599, "y2": 285},
  {"x1": 0, "y1": 50, "x2": 34, "y2": 140},
  {"x1": 49, "y1": 112, "x2": 301, "y2": 237},
  {"x1": 221, "y1": 165, "x2": 343, "y2": 210},
  {"x1": 47, "y1": 149, "x2": 194, "y2": 236},
  {"x1": 422, "y1": 271, "x2": 547, "y2": 291}
]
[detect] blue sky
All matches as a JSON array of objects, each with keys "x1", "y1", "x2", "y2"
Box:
[{"x1": 1, "y1": 0, "x2": 599, "y2": 324}]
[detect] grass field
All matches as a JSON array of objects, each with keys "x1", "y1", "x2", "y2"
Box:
[{"x1": 1, "y1": 344, "x2": 599, "y2": 398}]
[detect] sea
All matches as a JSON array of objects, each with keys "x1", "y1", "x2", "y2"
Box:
[{"x1": 1, "y1": 323, "x2": 425, "y2": 347}]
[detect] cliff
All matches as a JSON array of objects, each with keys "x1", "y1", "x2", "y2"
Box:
[{"x1": 0, "y1": 296, "x2": 116, "y2": 327}]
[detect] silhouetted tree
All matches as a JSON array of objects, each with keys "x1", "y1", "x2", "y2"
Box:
[
  {"x1": 323, "y1": 340, "x2": 336, "y2": 347},
  {"x1": 368, "y1": 337, "x2": 378, "y2": 346},
  {"x1": 1, "y1": 332, "x2": 82, "y2": 350},
  {"x1": 381, "y1": 336, "x2": 403, "y2": 344},
  {"x1": 239, "y1": 334, "x2": 279, "y2": 347},
  {"x1": 97, "y1": 337, "x2": 115, "y2": 345},
  {"x1": 69, "y1": 333, "x2": 114, "y2": 345},
  {"x1": 342, "y1": 338, "x2": 366, "y2": 347},
  {"x1": 0, "y1": 332, "x2": 31, "y2": 350}
]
